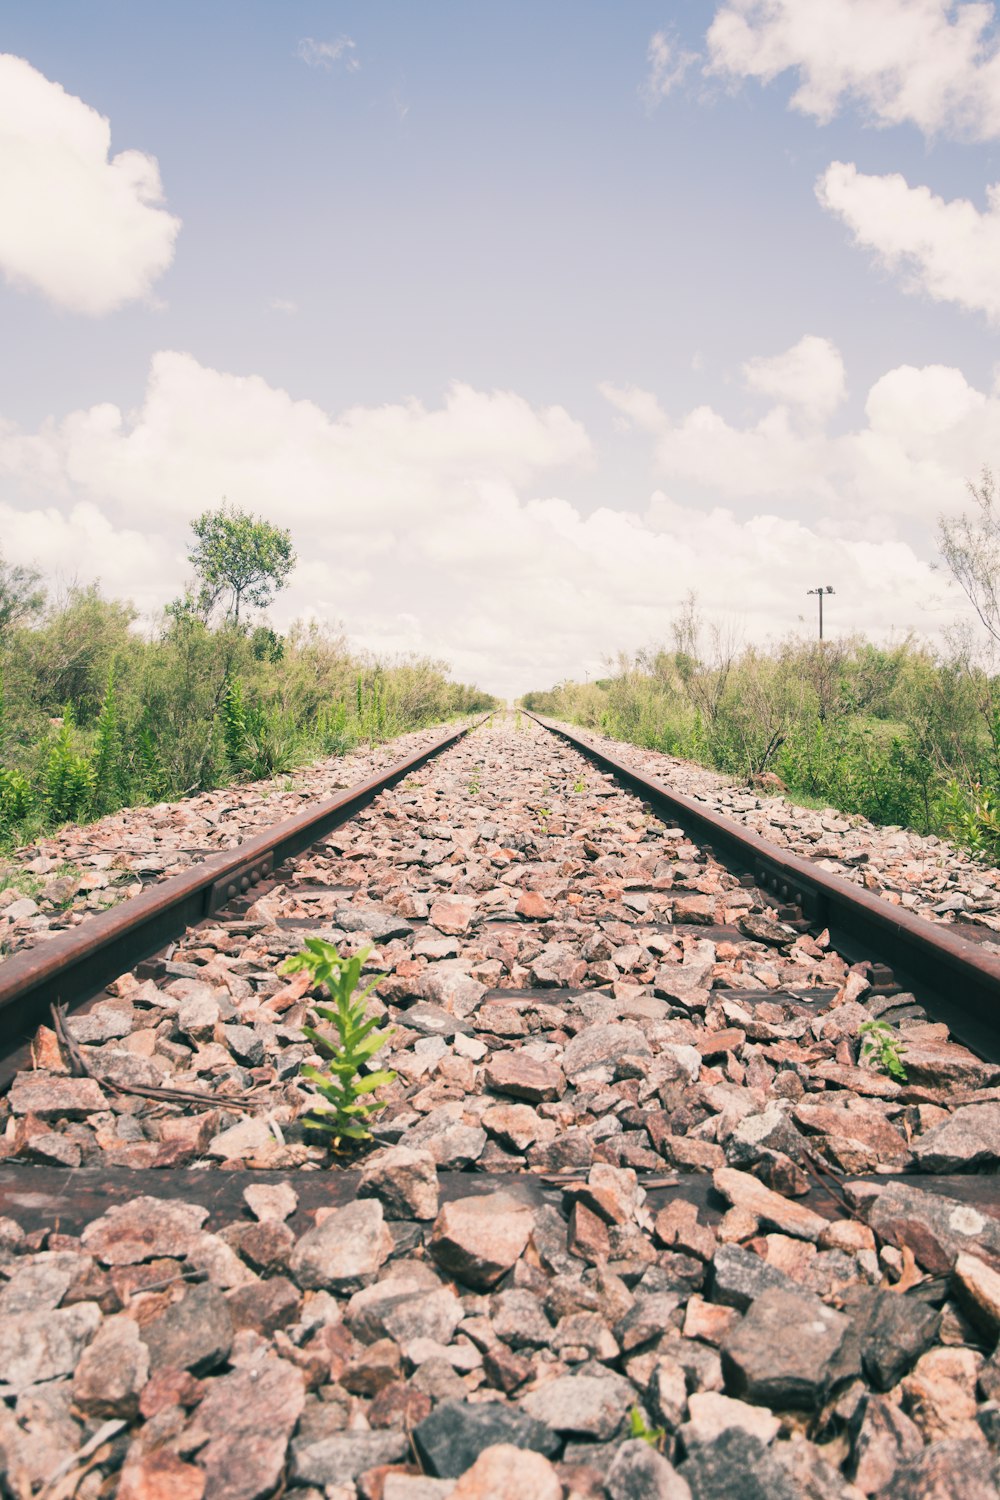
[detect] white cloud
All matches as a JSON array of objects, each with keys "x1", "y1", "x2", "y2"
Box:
[
  {"x1": 296, "y1": 37, "x2": 360, "y2": 72},
  {"x1": 602, "y1": 340, "x2": 1000, "y2": 524},
  {"x1": 818, "y1": 161, "x2": 1000, "y2": 322},
  {"x1": 742, "y1": 335, "x2": 847, "y2": 421},
  {"x1": 706, "y1": 0, "x2": 1000, "y2": 140},
  {"x1": 0, "y1": 54, "x2": 180, "y2": 315},
  {"x1": 0, "y1": 348, "x2": 980, "y2": 696},
  {"x1": 641, "y1": 30, "x2": 698, "y2": 109}
]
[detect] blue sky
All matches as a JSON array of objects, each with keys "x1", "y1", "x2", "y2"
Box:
[{"x1": 3, "y1": 2, "x2": 1000, "y2": 694}]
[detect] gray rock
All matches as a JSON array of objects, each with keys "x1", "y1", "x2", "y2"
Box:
[
  {"x1": 81, "y1": 1195, "x2": 209, "y2": 1264},
  {"x1": 615, "y1": 1293, "x2": 683, "y2": 1352},
  {"x1": 868, "y1": 1182, "x2": 1000, "y2": 1274},
  {"x1": 72, "y1": 1314, "x2": 149, "y2": 1418},
  {"x1": 563, "y1": 1024, "x2": 651, "y2": 1082},
  {"x1": 8, "y1": 1074, "x2": 108, "y2": 1118},
  {"x1": 0, "y1": 1303, "x2": 102, "y2": 1390},
  {"x1": 333, "y1": 906, "x2": 414, "y2": 941},
  {"x1": 520, "y1": 1371, "x2": 635, "y2": 1439},
  {"x1": 383, "y1": 1287, "x2": 465, "y2": 1348},
  {"x1": 221, "y1": 1023, "x2": 266, "y2": 1067},
  {"x1": 403, "y1": 1107, "x2": 487, "y2": 1168},
  {"x1": 492, "y1": 1288, "x2": 555, "y2": 1349},
  {"x1": 912, "y1": 1103, "x2": 1000, "y2": 1172},
  {"x1": 358, "y1": 1144, "x2": 440, "y2": 1220},
  {"x1": 678, "y1": 1428, "x2": 801, "y2": 1500},
  {"x1": 883, "y1": 1438, "x2": 1000, "y2": 1499},
  {"x1": 412, "y1": 1397, "x2": 559, "y2": 1477},
  {"x1": 721, "y1": 1287, "x2": 853, "y2": 1410},
  {"x1": 0, "y1": 1252, "x2": 89, "y2": 1316},
  {"x1": 289, "y1": 1198, "x2": 393, "y2": 1292},
  {"x1": 607, "y1": 1440, "x2": 692, "y2": 1500},
  {"x1": 843, "y1": 1287, "x2": 941, "y2": 1391},
  {"x1": 849, "y1": 1393, "x2": 923, "y2": 1495},
  {"x1": 709, "y1": 1244, "x2": 794, "y2": 1312},
  {"x1": 345, "y1": 1270, "x2": 443, "y2": 1342},
  {"x1": 139, "y1": 1281, "x2": 233, "y2": 1374},
  {"x1": 291, "y1": 1429, "x2": 409, "y2": 1486},
  {"x1": 403, "y1": 1003, "x2": 473, "y2": 1037}
]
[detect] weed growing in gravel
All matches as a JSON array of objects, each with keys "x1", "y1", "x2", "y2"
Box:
[
  {"x1": 628, "y1": 1408, "x2": 667, "y2": 1451},
  {"x1": 280, "y1": 937, "x2": 397, "y2": 1144},
  {"x1": 468, "y1": 770, "x2": 481, "y2": 795},
  {"x1": 859, "y1": 1019, "x2": 907, "y2": 1082},
  {"x1": 515, "y1": 710, "x2": 523, "y2": 731},
  {"x1": 573, "y1": 778, "x2": 586, "y2": 793}
]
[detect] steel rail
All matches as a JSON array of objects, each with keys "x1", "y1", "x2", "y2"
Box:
[
  {"x1": 527, "y1": 712, "x2": 1000, "y2": 1063},
  {"x1": 0, "y1": 717, "x2": 483, "y2": 1088}
]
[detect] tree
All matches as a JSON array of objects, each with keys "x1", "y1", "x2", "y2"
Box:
[
  {"x1": 188, "y1": 503, "x2": 296, "y2": 624},
  {"x1": 0, "y1": 553, "x2": 45, "y2": 636},
  {"x1": 939, "y1": 468, "x2": 1000, "y2": 646}
]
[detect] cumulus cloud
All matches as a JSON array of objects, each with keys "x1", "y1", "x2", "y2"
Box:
[
  {"x1": 296, "y1": 37, "x2": 359, "y2": 72},
  {"x1": 0, "y1": 349, "x2": 976, "y2": 696},
  {"x1": 641, "y1": 30, "x2": 698, "y2": 110},
  {"x1": 706, "y1": 0, "x2": 1000, "y2": 139},
  {"x1": 0, "y1": 54, "x2": 180, "y2": 315},
  {"x1": 818, "y1": 161, "x2": 1000, "y2": 322},
  {"x1": 742, "y1": 335, "x2": 847, "y2": 421},
  {"x1": 602, "y1": 340, "x2": 1000, "y2": 523}
]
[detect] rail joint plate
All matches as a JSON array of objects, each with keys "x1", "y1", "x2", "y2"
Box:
[
  {"x1": 754, "y1": 857, "x2": 826, "y2": 925},
  {"x1": 206, "y1": 852, "x2": 274, "y2": 915}
]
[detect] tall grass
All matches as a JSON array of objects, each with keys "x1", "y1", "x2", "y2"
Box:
[
  {"x1": 522, "y1": 626, "x2": 1000, "y2": 858},
  {"x1": 0, "y1": 583, "x2": 496, "y2": 848}
]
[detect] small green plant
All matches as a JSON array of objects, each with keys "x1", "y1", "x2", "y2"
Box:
[
  {"x1": 536, "y1": 805, "x2": 550, "y2": 828},
  {"x1": 859, "y1": 1019, "x2": 907, "y2": 1082},
  {"x1": 43, "y1": 709, "x2": 95, "y2": 825},
  {"x1": 628, "y1": 1407, "x2": 667, "y2": 1451},
  {"x1": 573, "y1": 778, "x2": 586, "y2": 793},
  {"x1": 280, "y1": 938, "x2": 397, "y2": 1143},
  {"x1": 514, "y1": 709, "x2": 523, "y2": 731},
  {"x1": 468, "y1": 770, "x2": 481, "y2": 795}
]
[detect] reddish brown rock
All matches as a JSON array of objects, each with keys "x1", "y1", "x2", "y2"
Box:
[
  {"x1": 118, "y1": 1453, "x2": 206, "y2": 1500},
  {"x1": 429, "y1": 1192, "x2": 534, "y2": 1289},
  {"x1": 449, "y1": 1444, "x2": 561, "y2": 1499},
  {"x1": 515, "y1": 890, "x2": 555, "y2": 920},
  {"x1": 429, "y1": 899, "x2": 476, "y2": 935},
  {"x1": 8, "y1": 1073, "x2": 108, "y2": 1118},
  {"x1": 484, "y1": 1051, "x2": 565, "y2": 1103},
  {"x1": 712, "y1": 1167, "x2": 828, "y2": 1242}
]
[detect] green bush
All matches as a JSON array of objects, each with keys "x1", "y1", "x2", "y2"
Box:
[
  {"x1": 522, "y1": 624, "x2": 1000, "y2": 856},
  {"x1": 0, "y1": 565, "x2": 497, "y2": 849}
]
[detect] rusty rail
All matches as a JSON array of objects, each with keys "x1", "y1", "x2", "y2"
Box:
[
  {"x1": 527, "y1": 712, "x2": 1000, "y2": 1063},
  {"x1": 0, "y1": 718, "x2": 482, "y2": 1088}
]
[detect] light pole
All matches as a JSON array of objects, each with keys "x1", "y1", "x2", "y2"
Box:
[{"x1": 807, "y1": 585, "x2": 835, "y2": 640}]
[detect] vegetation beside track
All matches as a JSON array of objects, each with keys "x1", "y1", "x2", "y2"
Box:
[
  {"x1": 522, "y1": 615, "x2": 1000, "y2": 860},
  {"x1": 0, "y1": 559, "x2": 496, "y2": 849}
]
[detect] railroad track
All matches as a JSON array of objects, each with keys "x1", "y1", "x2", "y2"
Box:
[{"x1": 0, "y1": 710, "x2": 997, "y2": 1498}]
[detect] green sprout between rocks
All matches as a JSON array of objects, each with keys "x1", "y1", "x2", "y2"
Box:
[
  {"x1": 573, "y1": 778, "x2": 586, "y2": 793},
  {"x1": 628, "y1": 1407, "x2": 667, "y2": 1450},
  {"x1": 859, "y1": 1019, "x2": 907, "y2": 1083},
  {"x1": 280, "y1": 937, "x2": 397, "y2": 1144}
]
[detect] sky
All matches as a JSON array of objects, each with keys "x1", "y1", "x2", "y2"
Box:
[{"x1": 3, "y1": 1, "x2": 1000, "y2": 697}]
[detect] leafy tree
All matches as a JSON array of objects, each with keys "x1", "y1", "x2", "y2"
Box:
[
  {"x1": 188, "y1": 502, "x2": 296, "y2": 624},
  {"x1": 0, "y1": 554, "x2": 45, "y2": 637}
]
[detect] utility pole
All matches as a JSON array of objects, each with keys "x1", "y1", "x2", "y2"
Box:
[{"x1": 806, "y1": 585, "x2": 835, "y2": 640}]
